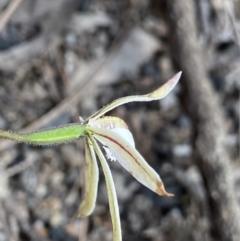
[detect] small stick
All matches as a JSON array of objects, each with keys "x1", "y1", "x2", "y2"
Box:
[{"x1": 0, "y1": 0, "x2": 23, "y2": 33}]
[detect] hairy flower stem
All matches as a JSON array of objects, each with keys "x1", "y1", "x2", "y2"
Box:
[{"x1": 0, "y1": 124, "x2": 87, "y2": 146}]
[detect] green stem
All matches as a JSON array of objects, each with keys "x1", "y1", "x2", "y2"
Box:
[{"x1": 0, "y1": 123, "x2": 87, "y2": 146}]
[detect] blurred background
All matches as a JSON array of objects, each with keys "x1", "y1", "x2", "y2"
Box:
[{"x1": 0, "y1": 0, "x2": 239, "y2": 241}]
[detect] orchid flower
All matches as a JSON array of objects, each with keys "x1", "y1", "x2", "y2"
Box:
[{"x1": 0, "y1": 72, "x2": 181, "y2": 241}]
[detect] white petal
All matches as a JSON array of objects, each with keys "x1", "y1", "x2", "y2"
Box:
[
  {"x1": 88, "y1": 126, "x2": 173, "y2": 196},
  {"x1": 88, "y1": 117, "x2": 135, "y2": 148},
  {"x1": 94, "y1": 128, "x2": 135, "y2": 162},
  {"x1": 111, "y1": 128, "x2": 135, "y2": 148}
]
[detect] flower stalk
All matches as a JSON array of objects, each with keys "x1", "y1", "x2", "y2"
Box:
[{"x1": 0, "y1": 124, "x2": 87, "y2": 145}]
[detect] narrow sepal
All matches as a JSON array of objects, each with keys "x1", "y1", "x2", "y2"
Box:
[
  {"x1": 85, "y1": 72, "x2": 181, "y2": 122},
  {"x1": 78, "y1": 138, "x2": 99, "y2": 217},
  {"x1": 89, "y1": 134, "x2": 122, "y2": 241}
]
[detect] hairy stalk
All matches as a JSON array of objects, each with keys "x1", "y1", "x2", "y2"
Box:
[{"x1": 0, "y1": 124, "x2": 87, "y2": 146}]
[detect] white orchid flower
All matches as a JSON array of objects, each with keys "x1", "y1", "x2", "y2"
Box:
[
  {"x1": 0, "y1": 72, "x2": 181, "y2": 241},
  {"x1": 79, "y1": 71, "x2": 181, "y2": 241}
]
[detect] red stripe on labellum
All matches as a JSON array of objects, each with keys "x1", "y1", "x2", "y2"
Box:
[{"x1": 94, "y1": 131, "x2": 154, "y2": 181}]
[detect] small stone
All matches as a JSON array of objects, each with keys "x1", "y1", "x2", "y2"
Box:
[
  {"x1": 173, "y1": 144, "x2": 192, "y2": 157},
  {"x1": 33, "y1": 220, "x2": 48, "y2": 238},
  {"x1": 50, "y1": 171, "x2": 64, "y2": 186},
  {"x1": 50, "y1": 212, "x2": 63, "y2": 227},
  {"x1": 128, "y1": 212, "x2": 143, "y2": 232}
]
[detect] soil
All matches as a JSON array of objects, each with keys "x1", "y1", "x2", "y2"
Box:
[{"x1": 0, "y1": 0, "x2": 239, "y2": 241}]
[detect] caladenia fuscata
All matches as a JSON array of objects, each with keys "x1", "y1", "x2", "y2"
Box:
[{"x1": 0, "y1": 72, "x2": 182, "y2": 241}]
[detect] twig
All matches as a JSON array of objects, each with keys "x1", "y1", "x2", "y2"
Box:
[
  {"x1": 164, "y1": 0, "x2": 240, "y2": 240},
  {"x1": 0, "y1": 0, "x2": 23, "y2": 33},
  {"x1": 6, "y1": 151, "x2": 39, "y2": 177}
]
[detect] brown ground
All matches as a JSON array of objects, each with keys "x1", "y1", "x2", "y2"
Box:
[{"x1": 0, "y1": 1, "x2": 239, "y2": 241}]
